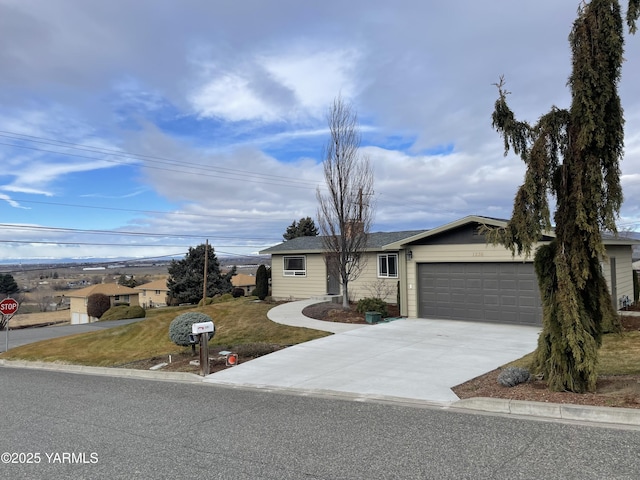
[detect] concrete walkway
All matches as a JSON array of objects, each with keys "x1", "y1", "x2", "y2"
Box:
[
  {"x1": 204, "y1": 299, "x2": 540, "y2": 404},
  {"x1": 265, "y1": 298, "x2": 368, "y2": 334}
]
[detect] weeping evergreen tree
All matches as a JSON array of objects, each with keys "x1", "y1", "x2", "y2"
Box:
[{"x1": 490, "y1": 0, "x2": 638, "y2": 393}]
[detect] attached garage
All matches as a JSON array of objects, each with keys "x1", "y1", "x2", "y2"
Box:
[
  {"x1": 417, "y1": 262, "x2": 542, "y2": 326},
  {"x1": 261, "y1": 214, "x2": 638, "y2": 322}
]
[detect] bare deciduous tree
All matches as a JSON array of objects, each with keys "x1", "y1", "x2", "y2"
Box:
[{"x1": 316, "y1": 95, "x2": 374, "y2": 309}]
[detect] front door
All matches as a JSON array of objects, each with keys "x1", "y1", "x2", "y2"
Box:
[{"x1": 326, "y1": 254, "x2": 341, "y2": 295}]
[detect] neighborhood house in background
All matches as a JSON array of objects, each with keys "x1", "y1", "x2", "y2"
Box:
[
  {"x1": 135, "y1": 278, "x2": 170, "y2": 309},
  {"x1": 67, "y1": 284, "x2": 141, "y2": 324}
]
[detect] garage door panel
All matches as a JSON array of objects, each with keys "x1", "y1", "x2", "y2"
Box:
[
  {"x1": 500, "y1": 279, "x2": 516, "y2": 289},
  {"x1": 501, "y1": 295, "x2": 517, "y2": 306},
  {"x1": 463, "y1": 264, "x2": 482, "y2": 274},
  {"x1": 451, "y1": 293, "x2": 467, "y2": 303},
  {"x1": 467, "y1": 279, "x2": 482, "y2": 289},
  {"x1": 465, "y1": 294, "x2": 483, "y2": 306},
  {"x1": 418, "y1": 262, "x2": 542, "y2": 326},
  {"x1": 483, "y1": 279, "x2": 499, "y2": 290},
  {"x1": 436, "y1": 293, "x2": 450, "y2": 303},
  {"x1": 484, "y1": 295, "x2": 499, "y2": 306}
]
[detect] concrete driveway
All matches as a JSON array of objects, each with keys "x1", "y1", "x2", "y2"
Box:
[{"x1": 204, "y1": 300, "x2": 540, "y2": 404}]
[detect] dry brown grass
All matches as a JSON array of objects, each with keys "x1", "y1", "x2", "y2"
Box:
[
  {"x1": 9, "y1": 310, "x2": 70, "y2": 328},
  {"x1": 0, "y1": 297, "x2": 329, "y2": 366}
]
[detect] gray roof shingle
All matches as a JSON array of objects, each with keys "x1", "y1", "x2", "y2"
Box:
[{"x1": 260, "y1": 230, "x2": 426, "y2": 254}]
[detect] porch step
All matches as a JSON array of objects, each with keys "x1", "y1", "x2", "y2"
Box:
[{"x1": 311, "y1": 295, "x2": 343, "y2": 304}]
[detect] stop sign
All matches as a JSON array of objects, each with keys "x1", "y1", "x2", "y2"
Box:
[{"x1": 0, "y1": 298, "x2": 19, "y2": 317}]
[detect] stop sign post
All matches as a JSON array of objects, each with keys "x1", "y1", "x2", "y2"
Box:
[{"x1": 1, "y1": 297, "x2": 19, "y2": 353}]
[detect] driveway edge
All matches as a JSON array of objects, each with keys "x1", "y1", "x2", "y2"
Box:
[
  {"x1": 0, "y1": 359, "x2": 203, "y2": 383},
  {"x1": 453, "y1": 397, "x2": 640, "y2": 427}
]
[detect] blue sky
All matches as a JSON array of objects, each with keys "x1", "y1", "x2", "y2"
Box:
[{"x1": 0, "y1": 0, "x2": 639, "y2": 262}]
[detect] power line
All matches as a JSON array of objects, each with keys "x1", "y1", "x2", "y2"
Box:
[
  {"x1": 0, "y1": 130, "x2": 323, "y2": 190},
  {"x1": 0, "y1": 240, "x2": 273, "y2": 248},
  {"x1": 0, "y1": 130, "x2": 321, "y2": 187},
  {"x1": 0, "y1": 240, "x2": 194, "y2": 247},
  {"x1": 7, "y1": 198, "x2": 295, "y2": 223},
  {"x1": 0, "y1": 223, "x2": 279, "y2": 241}
]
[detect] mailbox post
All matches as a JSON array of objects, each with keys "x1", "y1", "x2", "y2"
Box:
[{"x1": 191, "y1": 321, "x2": 215, "y2": 376}]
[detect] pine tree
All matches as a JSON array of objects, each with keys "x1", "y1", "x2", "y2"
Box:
[
  {"x1": 167, "y1": 244, "x2": 233, "y2": 305},
  {"x1": 490, "y1": 1, "x2": 638, "y2": 392},
  {"x1": 283, "y1": 217, "x2": 319, "y2": 240},
  {"x1": 0, "y1": 273, "x2": 19, "y2": 296}
]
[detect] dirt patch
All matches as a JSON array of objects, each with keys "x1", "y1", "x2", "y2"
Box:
[
  {"x1": 453, "y1": 314, "x2": 640, "y2": 409},
  {"x1": 452, "y1": 370, "x2": 640, "y2": 409},
  {"x1": 302, "y1": 301, "x2": 400, "y2": 324},
  {"x1": 115, "y1": 345, "x2": 285, "y2": 375}
]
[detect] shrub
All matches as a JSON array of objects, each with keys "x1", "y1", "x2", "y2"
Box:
[
  {"x1": 633, "y1": 270, "x2": 639, "y2": 304},
  {"x1": 255, "y1": 264, "x2": 269, "y2": 300},
  {"x1": 197, "y1": 297, "x2": 215, "y2": 306},
  {"x1": 356, "y1": 297, "x2": 388, "y2": 317},
  {"x1": 100, "y1": 305, "x2": 146, "y2": 321},
  {"x1": 87, "y1": 293, "x2": 111, "y2": 319},
  {"x1": 497, "y1": 366, "x2": 531, "y2": 387},
  {"x1": 232, "y1": 287, "x2": 245, "y2": 298},
  {"x1": 233, "y1": 343, "x2": 280, "y2": 358},
  {"x1": 212, "y1": 293, "x2": 234, "y2": 303},
  {"x1": 169, "y1": 312, "x2": 214, "y2": 347}
]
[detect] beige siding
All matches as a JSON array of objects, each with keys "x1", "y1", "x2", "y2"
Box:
[
  {"x1": 138, "y1": 289, "x2": 168, "y2": 308},
  {"x1": 270, "y1": 254, "x2": 327, "y2": 300},
  {"x1": 69, "y1": 296, "x2": 86, "y2": 317},
  {"x1": 602, "y1": 245, "x2": 634, "y2": 308},
  {"x1": 348, "y1": 252, "x2": 400, "y2": 304}
]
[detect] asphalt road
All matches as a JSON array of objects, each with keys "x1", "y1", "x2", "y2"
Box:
[
  {"x1": 0, "y1": 318, "x2": 144, "y2": 352},
  {"x1": 1, "y1": 367, "x2": 640, "y2": 479}
]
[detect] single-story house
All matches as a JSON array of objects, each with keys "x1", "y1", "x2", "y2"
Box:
[
  {"x1": 260, "y1": 215, "x2": 639, "y2": 326},
  {"x1": 135, "y1": 278, "x2": 169, "y2": 308},
  {"x1": 231, "y1": 273, "x2": 257, "y2": 296},
  {"x1": 67, "y1": 283, "x2": 141, "y2": 324}
]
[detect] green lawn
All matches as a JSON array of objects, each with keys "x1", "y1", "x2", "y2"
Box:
[{"x1": 0, "y1": 297, "x2": 330, "y2": 367}]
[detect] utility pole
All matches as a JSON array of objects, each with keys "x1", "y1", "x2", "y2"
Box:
[{"x1": 202, "y1": 239, "x2": 209, "y2": 305}]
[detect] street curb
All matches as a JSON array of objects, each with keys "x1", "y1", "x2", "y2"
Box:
[
  {"x1": 0, "y1": 359, "x2": 203, "y2": 383},
  {"x1": 4, "y1": 359, "x2": 640, "y2": 427},
  {"x1": 453, "y1": 397, "x2": 640, "y2": 427}
]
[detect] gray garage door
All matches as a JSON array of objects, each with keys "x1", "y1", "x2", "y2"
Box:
[{"x1": 418, "y1": 263, "x2": 542, "y2": 326}]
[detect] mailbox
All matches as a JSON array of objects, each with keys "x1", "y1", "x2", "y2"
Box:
[{"x1": 192, "y1": 321, "x2": 215, "y2": 335}]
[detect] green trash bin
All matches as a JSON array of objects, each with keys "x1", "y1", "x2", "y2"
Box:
[{"x1": 365, "y1": 311, "x2": 382, "y2": 324}]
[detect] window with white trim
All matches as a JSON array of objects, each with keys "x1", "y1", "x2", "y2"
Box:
[
  {"x1": 378, "y1": 253, "x2": 398, "y2": 278},
  {"x1": 283, "y1": 255, "x2": 306, "y2": 276}
]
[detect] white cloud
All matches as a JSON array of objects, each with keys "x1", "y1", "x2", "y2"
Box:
[
  {"x1": 260, "y1": 47, "x2": 361, "y2": 115},
  {"x1": 189, "y1": 70, "x2": 285, "y2": 122}
]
